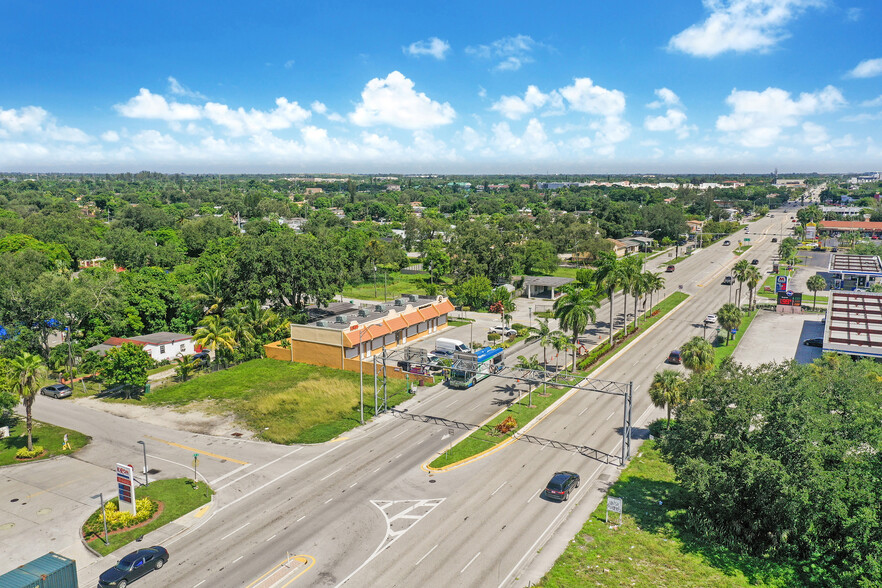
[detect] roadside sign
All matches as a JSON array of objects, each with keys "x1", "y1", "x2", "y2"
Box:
[
  {"x1": 116, "y1": 463, "x2": 137, "y2": 515},
  {"x1": 745, "y1": 238, "x2": 751, "y2": 242},
  {"x1": 731, "y1": 328, "x2": 737, "y2": 335},
  {"x1": 606, "y1": 496, "x2": 623, "y2": 524},
  {"x1": 775, "y1": 275, "x2": 789, "y2": 293}
]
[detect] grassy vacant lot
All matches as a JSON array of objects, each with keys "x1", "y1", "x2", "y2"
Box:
[
  {"x1": 128, "y1": 359, "x2": 408, "y2": 443},
  {"x1": 340, "y1": 271, "x2": 440, "y2": 301},
  {"x1": 0, "y1": 420, "x2": 90, "y2": 466},
  {"x1": 713, "y1": 309, "x2": 757, "y2": 364},
  {"x1": 428, "y1": 292, "x2": 689, "y2": 469},
  {"x1": 538, "y1": 441, "x2": 798, "y2": 588},
  {"x1": 85, "y1": 478, "x2": 213, "y2": 556}
]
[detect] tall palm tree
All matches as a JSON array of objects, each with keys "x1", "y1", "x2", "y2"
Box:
[
  {"x1": 806, "y1": 274, "x2": 827, "y2": 311},
  {"x1": 717, "y1": 303, "x2": 742, "y2": 345},
  {"x1": 224, "y1": 309, "x2": 256, "y2": 357},
  {"x1": 553, "y1": 288, "x2": 599, "y2": 370},
  {"x1": 645, "y1": 272, "x2": 665, "y2": 317},
  {"x1": 551, "y1": 333, "x2": 571, "y2": 373},
  {"x1": 648, "y1": 370, "x2": 685, "y2": 426},
  {"x1": 681, "y1": 336, "x2": 714, "y2": 374},
  {"x1": 593, "y1": 253, "x2": 623, "y2": 346},
  {"x1": 744, "y1": 265, "x2": 762, "y2": 310},
  {"x1": 241, "y1": 299, "x2": 289, "y2": 344},
  {"x1": 732, "y1": 259, "x2": 750, "y2": 309},
  {"x1": 618, "y1": 256, "x2": 641, "y2": 336},
  {"x1": 194, "y1": 269, "x2": 226, "y2": 316},
  {"x1": 9, "y1": 352, "x2": 46, "y2": 451},
  {"x1": 630, "y1": 270, "x2": 650, "y2": 331},
  {"x1": 193, "y1": 315, "x2": 237, "y2": 365},
  {"x1": 526, "y1": 318, "x2": 564, "y2": 368}
]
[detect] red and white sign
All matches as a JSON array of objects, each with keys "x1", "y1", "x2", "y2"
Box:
[{"x1": 116, "y1": 462, "x2": 137, "y2": 515}]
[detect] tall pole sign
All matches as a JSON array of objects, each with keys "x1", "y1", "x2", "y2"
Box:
[{"x1": 116, "y1": 463, "x2": 137, "y2": 515}]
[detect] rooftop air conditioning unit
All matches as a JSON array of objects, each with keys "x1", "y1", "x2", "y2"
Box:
[
  {"x1": 357, "y1": 309, "x2": 369, "y2": 317},
  {"x1": 393, "y1": 298, "x2": 405, "y2": 306},
  {"x1": 374, "y1": 304, "x2": 386, "y2": 312},
  {"x1": 335, "y1": 315, "x2": 348, "y2": 323},
  {"x1": 316, "y1": 320, "x2": 327, "y2": 327},
  {"x1": 407, "y1": 294, "x2": 419, "y2": 302}
]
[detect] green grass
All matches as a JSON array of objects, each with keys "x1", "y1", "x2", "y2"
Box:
[
  {"x1": 667, "y1": 255, "x2": 691, "y2": 265},
  {"x1": 733, "y1": 245, "x2": 752, "y2": 255},
  {"x1": 447, "y1": 318, "x2": 474, "y2": 327},
  {"x1": 0, "y1": 419, "x2": 90, "y2": 466},
  {"x1": 85, "y1": 478, "x2": 213, "y2": 556},
  {"x1": 552, "y1": 266, "x2": 581, "y2": 279},
  {"x1": 535, "y1": 311, "x2": 555, "y2": 319},
  {"x1": 756, "y1": 275, "x2": 828, "y2": 304},
  {"x1": 340, "y1": 272, "x2": 440, "y2": 301},
  {"x1": 429, "y1": 291, "x2": 689, "y2": 469},
  {"x1": 712, "y1": 309, "x2": 758, "y2": 364},
  {"x1": 538, "y1": 441, "x2": 799, "y2": 588},
  {"x1": 111, "y1": 359, "x2": 408, "y2": 444}
]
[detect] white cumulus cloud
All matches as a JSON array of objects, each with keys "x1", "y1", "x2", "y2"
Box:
[
  {"x1": 115, "y1": 89, "x2": 202, "y2": 121},
  {"x1": 847, "y1": 58, "x2": 882, "y2": 78},
  {"x1": 559, "y1": 78, "x2": 625, "y2": 117},
  {"x1": 0, "y1": 105, "x2": 90, "y2": 142},
  {"x1": 490, "y1": 85, "x2": 563, "y2": 120},
  {"x1": 203, "y1": 97, "x2": 311, "y2": 136},
  {"x1": 647, "y1": 88, "x2": 681, "y2": 109},
  {"x1": 349, "y1": 71, "x2": 455, "y2": 129},
  {"x1": 716, "y1": 85, "x2": 846, "y2": 147},
  {"x1": 404, "y1": 37, "x2": 450, "y2": 60},
  {"x1": 466, "y1": 35, "x2": 543, "y2": 71},
  {"x1": 492, "y1": 118, "x2": 557, "y2": 158},
  {"x1": 167, "y1": 77, "x2": 206, "y2": 100},
  {"x1": 669, "y1": 0, "x2": 823, "y2": 58}
]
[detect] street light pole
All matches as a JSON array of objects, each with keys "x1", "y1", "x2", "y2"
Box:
[
  {"x1": 359, "y1": 328, "x2": 365, "y2": 425},
  {"x1": 137, "y1": 440, "x2": 148, "y2": 486},
  {"x1": 91, "y1": 492, "x2": 109, "y2": 545}
]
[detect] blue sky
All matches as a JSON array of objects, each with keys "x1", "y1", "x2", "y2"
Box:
[{"x1": 1, "y1": 0, "x2": 881, "y2": 173}]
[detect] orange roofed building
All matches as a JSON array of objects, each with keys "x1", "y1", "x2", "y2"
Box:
[{"x1": 264, "y1": 295, "x2": 456, "y2": 378}]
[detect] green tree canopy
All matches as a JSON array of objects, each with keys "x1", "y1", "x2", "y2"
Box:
[{"x1": 102, "y1": 343, "x2": 154, "y2": 388}]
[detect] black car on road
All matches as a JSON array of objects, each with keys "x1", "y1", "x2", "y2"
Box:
[
  {"x1": 751, "y1": 259, "x2": 759, "y2": 265},
  {"x1": 544, "y1": 471, "x2": 580, "y2": 501},
  {"x1": 803, "y1": 338, "x2": 823, "y2": 348},
  {"x1": 98, "y1": 546, "x2": 169, "y2": 588},
  {"x1": 40, "y1": 383, "x2": 72, "y2": 399}
]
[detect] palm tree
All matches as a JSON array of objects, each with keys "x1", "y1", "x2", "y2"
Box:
[
  {"x1": 744, "y1": 265, "x2": 762, "y2": 310},
  {"x1": 593, "y1": 253, "x2": 623, "y2": 346},
  {"x1": 224, "y1": 309, "x2": 256, "y2": 358},
  {"x1": 618, "y1": 256, "x2": 641, "y2": 336},
  {"x1": 648, "y1": 370, "x2": 685, "y2": 426},
  {"x1": 645, "y1": 272, "x2": 665, "y2": 318},
  {"x1": 553, "y1": 288, "x2": 599, "y2": 370},
  {"x1": 732, "y1": 259, "x2": 750, "y2": 309},
  {"x1": 194, "y1": 269, "x2": 226, "y2": 316},
  {"x1": 526, "y1": 318, "x2": 564, "y2": 368},
  {"x1": 9, "y1": 352, "x2": 46, "y2": 451},
  {"x1": 551, "y1": 333, "x2": 571, "y2": 373},
  {"x1": 717, "y1": 303, "x2": 742, "y2": 345},
  {"x1": 630, "y1": 270, "x2": 650, "y2": 331},
  {"x1": 681, "y1": 336, "x2": 714, "y2": 374},
  {"x1": 241, "y1": 299, "x2": 288, "y2": 344},
  {"x1": 515, "y1": 354, "x2": 542, "y2": 407},
  {"x1": 193, "y1": 315, "x2": 237, "y2": 365},
  {"x1": 806, "y1": 274, "x2": 827, "y2": 311}
]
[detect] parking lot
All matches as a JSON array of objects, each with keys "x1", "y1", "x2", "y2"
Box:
[{"x1": 732, "y1": 309, "x2": 824, "y2": 366}]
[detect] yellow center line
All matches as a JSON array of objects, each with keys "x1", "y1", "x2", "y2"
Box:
[
  {"x1": 280, "y1": 556, "x2": 315, "y2": 587},
  {"x1": 144, "y1": 435, "x2": 249, "y2": 465},
  {"x1": 245, "y1": 555, "x2": 314, "y2": 588}
]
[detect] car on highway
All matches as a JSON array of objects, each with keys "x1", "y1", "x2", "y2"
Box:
[
  {"x1": 40, "y1": 383, "x2": 72, "y2": 399},
  {"x1": 722, "y1": 276, "x2": 733, "y2": 285},
  {"x1": 705, "y1": 314, "x2": 717, "y2": 324},
  {"x1": 667, "y1": 350, "x2": 681, "y2": 364},
  {"x1": 771, "y1": 238, "x2": 778, "y2": 243},
  {"x1": 544, "y1": 471, "x2": 580, "y2": 501},
  {"x1": 665, "y1": 265, "x2": 675, "y2": 272},
  {"x1": 98, "y1": 546, "x2": 169, "y2": 588},
  {"x1": 722, "y1": 240, "x2": 731, "y2": 246},
  {"x1": 751, "y1": 259, "x2": 759, "y2": 265},
  {"x1": 488, "y1": 325, "x2": 517, "y2": 337},
  {"x1": 803, "y1": 338, "x2": 823, "y2": 348}
]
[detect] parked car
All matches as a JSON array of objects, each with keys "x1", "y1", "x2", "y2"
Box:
[
  {"x1": 771, "y1": 238, "x2": 778, "y2": 243},
  {"x1": 831, "y1": 247, "x2": 838, "y2": 252},
  {"x1": 665, "y1": 265, "x2": 675, "y2": 272},
  {"x1": 722, "y1": 276, "x2": 733, "y2": 285},
  {"x1": 40, "y1": 383, "x2": 72, "y2": 399},
  {"x1": 488, "y1": 325, "x2": 517, "y2": 337},
  {"x1": 803, "y1": 338, "x2": 823, "y2": 348},
  {"x1": 705, "y1": 314, "x2": 718, "y2": 324},
  {"x1": 98, "y1": 546, "x2": 169, "y2": 588},
  {"x1": 544, "y1": 471, "x2": 580, "y2": 501},
  {"x1": 667, "y1": 350, "x2": 681, "y2": 364},
  {"x1": 722, "y1": 240, "x2": 731, "y2": 246},
  {"x1": 190, "y1": 351, "x2": 210, "y2": 367},
  {"x1": 813, "y1": 246, "x2": 825, "y2": 252},
  {"x1": 751, "y1": 259, "x2": 759, "y2": 265}
]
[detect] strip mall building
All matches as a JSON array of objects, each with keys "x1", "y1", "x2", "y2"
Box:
[{"x1": 265, "y1": 295, "x2": 455, "y2": 377}]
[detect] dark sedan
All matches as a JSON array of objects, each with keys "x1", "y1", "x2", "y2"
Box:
[
  {"x1": 544, "y1": 471, "x2": 580, "y2": 501},
  {"x1": 803, "y1": 338, "x2": 823, "y2": 348},
  {"x1": 40, "y1": 383, "x2": 72, "y2": 399},
  {"x1": 98, "y1": 546, "x2": 169, "y2": 588}
]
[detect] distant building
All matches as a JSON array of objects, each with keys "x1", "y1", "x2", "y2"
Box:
[
  {"x1": 686, "y1": 220, "x2": 704, "y2": 234},
  {"x1": 303, "y1": 187, "x2": 324, "y2": 195},
  {"x1": 87, "y1": 332, "x2": 197, "y2": 361}
]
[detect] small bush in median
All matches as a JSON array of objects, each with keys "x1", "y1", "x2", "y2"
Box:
[
  {"x1": 83, "y1": 497, "x2": 158, "y2": 536},
  {"x1": 495, "y1": 416, "x2": 518, "y2": 435},
  {"x1": 15, "y1": 445, "x2": 45, "y2": 459}
]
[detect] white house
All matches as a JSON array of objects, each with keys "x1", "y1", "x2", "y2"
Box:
[{"x1": 87, "y1": 332, "x2": 197, "y2": 361}]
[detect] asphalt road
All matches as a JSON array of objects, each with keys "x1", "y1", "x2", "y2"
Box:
[{"x1": 3, "y1": 210, "x2": 794, "y2": 588}]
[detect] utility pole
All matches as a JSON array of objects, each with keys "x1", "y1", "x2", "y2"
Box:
[{"x1": 137, "y1": 440, "x2": 148, "y2": 486}]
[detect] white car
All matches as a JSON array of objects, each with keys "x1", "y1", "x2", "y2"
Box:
[
  {"x1": 704, "y1": 314, "x2": 718, "y2": 324},
  {"x1": 488, "y1": 325, "x2": 517, "y2": 337}
]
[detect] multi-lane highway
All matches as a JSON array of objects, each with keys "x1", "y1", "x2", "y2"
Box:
[{"x1": 12, "y1": 210, "x2": 794, "y2": 587}]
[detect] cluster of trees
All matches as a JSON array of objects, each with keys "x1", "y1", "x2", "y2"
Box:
[{"x1": 656, "y1": 357, "x2": 882, "y2": 586}]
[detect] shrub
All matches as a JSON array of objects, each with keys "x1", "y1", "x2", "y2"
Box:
[
  {"x1": 495, "y1": 416, "x2": 518, "y2": 435},
  {"x1": 82, "y1": 498, "x2": 159, "y2": 536},
  {"x1": 487, "y1": 332, "x2": 501, "y2": 342},
  {"x1": 15, "y1": 445, "x2": 45, "y2": 459},
  {"x1": 511, "y1": 323, "x2": 527, "y2": 331}
]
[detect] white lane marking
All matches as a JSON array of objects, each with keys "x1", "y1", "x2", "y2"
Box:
[
  {"x1": 372, "y1": 466, "x2": 382, "y2": 473},
  {"x1": 233, "y1": 556, "x2": 243, "y2": 563},
  {"x1": 266, "y1": 535, "x2": 276, "y2": 542},
  {"x1": 220, "y1": 522, "x2": 250, "y2": 541},
  {"x1": 216, "y1": 447, "x2": 303, "y2": 491},
  {"x1": 296, "y1": 516, "x2": 306, "y2": 523},
  {"x1": 490, "y1": 481, "x2": 506, "y2": 496},
  {"x1": 471, "y1": 401, "x2": 484, "y2": 411},
  {"x1": 445, "y1": 399, "x2": 458, "y2": 408},
  {"x1": 392, "y1": 429, "x2": 407, "y2": 439},
  {"x1": 350, "y1": 482, "x2": 358, "y2": 488},
  {"x1": 526, "y1": 490, "x2": 541, "y2": 504},
  {"x1": 218, "y1": 442, "x2": 346, "y2": 512},
  {"x1": 319, "y1": 467, "x2": 342, "y2": 481},
  {"x1": 461, "y1": 552, "x2": 480, "y2": 574},
  {"x1": 415, "y1": 544, "x2": 438, "y2": 566},
  {"x1": 540, "y1": 442, "x2": 548, "y2": 452},
  {"x1": 193, "y1": 581, "x2": 206, "y2": 588},
  {"x1": 578, "y1": 407, "x2": 589, "y2": 416},
  {"x1": 606, "y1": 411, "x2": 615, "y2": 421},
  {"x1": 210, "y1": 462, "x2": 250, "y2": 486},
  {"x1": 147, "y1": 454, "x2": 209, "y2": 484},
  {"x1": 324, "y1": 498, "x2": 333, "y2": 504},
  {"x1": 394, "y1": 453, "x2": 402, "y2": 460}
]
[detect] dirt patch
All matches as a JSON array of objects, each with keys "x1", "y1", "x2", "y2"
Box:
[{"x1": 73, "y1": 397, "x2": 255, "y2": 439}]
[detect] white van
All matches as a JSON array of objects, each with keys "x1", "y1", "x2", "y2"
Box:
[{"x1": 434, "y1": 338, "x2": 469, "y2": 355}]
